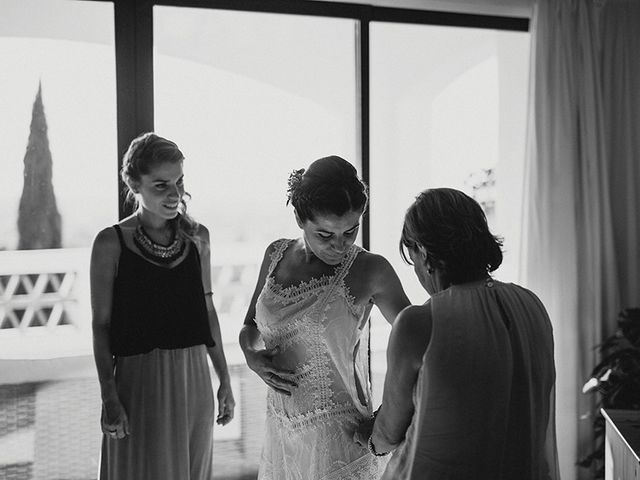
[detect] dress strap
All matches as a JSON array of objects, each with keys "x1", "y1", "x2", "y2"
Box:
[
  {"x1": 267, "y1": 239, "x2": 292, "y2": 277},
  {"x1": 315, "y1": 244, "x2": 362, "y2": 312},
  {"x1": 332, "y1": 244, "x2": 362, "y2": 286},
  {"x1": 112, "y1": 224, "x2": 125, "y2": 249}
]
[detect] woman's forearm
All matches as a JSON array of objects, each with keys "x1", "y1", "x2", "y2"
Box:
[
  {"x1": 207, "y1": 310, "x2": 230, "y2": 385},
  {"x1": 92, "y1": 323, "x2": 118, "y2": 402},
  {"x1": 208, "y1": 346, "x2": 230, "y2": 385},
  {"x1": 239, "y1": 323, "x2": 262, "y2": 354},
  {"x1": 371, "y1": 306, "x2": 428, "y2": 453},
  {"x1": 371, "y1": 402, "x2": 414, "y2": 452}
]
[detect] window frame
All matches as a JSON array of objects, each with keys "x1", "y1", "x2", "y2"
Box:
[{"x1": 103, "y1": 0, "x2": 528, "y2": 248}]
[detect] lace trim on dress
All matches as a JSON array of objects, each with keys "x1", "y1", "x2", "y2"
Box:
[
  {"x1": 258, "y1": 283, "x2": 363, "y2": 339},
  {"x1": 259, "y1": 311, "x2": 323, "y2": 352},
  {"x1": 267, "y1": 239, "x2": 293, "y2": 276},
  {"x1": 300, "y1": 328, "x2": 335, "y2": 411},
  {"x1": 339, "y1": 281, "x2": 365, "y2": 319},
  {"x1": 259, "y1": 450, "x2": 382, "y2": 480},
  {"x1": 265, "y1": 275, "x2": 334, "y2": 305},
  {"x1": 260, "y1": 306, "x2": 340, "y2": 416},
  {"x1": 273, "y1": 312, "x2": 336, "y2": 412},
  {"x1": 321, "y1": 453, "x2": 386, "y2": 480},
  {"x1": 323, "y1": 245, "x2": 364, "y2": 319},
  {"x1": 264, "y1": 239, "x2": 362, "y2": 304},
  {"x1": 266, "y1": 401, "x2": 361, "y2": 432}
]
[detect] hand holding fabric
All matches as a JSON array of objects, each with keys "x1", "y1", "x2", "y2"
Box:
[{"x1": 353, "y1": 415, "x2": 375, "y2": 448}]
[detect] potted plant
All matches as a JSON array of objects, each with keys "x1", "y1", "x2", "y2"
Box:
[{"x1": 579, "y1": 308, "x2": 640, "y2": 478}]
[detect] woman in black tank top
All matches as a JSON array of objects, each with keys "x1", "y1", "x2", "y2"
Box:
[{"x1": 90, "y1": 133, "x2": 235, "y2": 480}]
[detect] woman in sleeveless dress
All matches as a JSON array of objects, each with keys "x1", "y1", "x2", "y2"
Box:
[
  {"x1": 239, "y1": 156, "x2": 411, "y2": 480},
  {"x1": 356, "y1": 188, "x2": 560, "y2": 480},
  {"x1": 90, "y1": 133, "x2": 235, "y2": 479}
]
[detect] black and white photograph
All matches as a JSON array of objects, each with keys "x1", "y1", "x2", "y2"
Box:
[{"x1": 1, "y1": 0, "x2": 639, "y2": 479}]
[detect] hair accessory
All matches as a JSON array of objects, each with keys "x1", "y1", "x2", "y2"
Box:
[
  {"x1": 133, "y1": 223, "x2": 185, "y2": 265},
  {"x1": 286, "y1": 168, "x2": 305, "y2": 204}
]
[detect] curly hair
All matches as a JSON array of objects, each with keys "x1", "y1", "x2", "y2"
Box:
[
  {"x1": 120, "y1": 132, "x2": 198, "y2": 235},
  {"x1": 286, "y1": 156, "x2": 368, "y2": 223},
  {"x1": 400, "y1": 188, "x2": 503, "y2": 284}
]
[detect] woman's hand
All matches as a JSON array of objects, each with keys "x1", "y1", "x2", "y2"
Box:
[
  {"x1": 245, "y1": 346, "x2": 298, "y2": 396},
  {"x1": 353, "y1": 415, "x2": 375, "y2": 447},
  {"x1": 101, "y1": 396, "x2": 130, "y2": 440},
  {"x1": 216, "y1": 382, "x2": 236, "y2": 426}
]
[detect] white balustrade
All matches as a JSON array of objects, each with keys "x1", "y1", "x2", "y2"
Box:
[
  {"x1": 0, "y1": 248, "x2": 91, "y2": 361},
  {"x1": 0, "y1": 244, "x2": 261, "y2": 366}
]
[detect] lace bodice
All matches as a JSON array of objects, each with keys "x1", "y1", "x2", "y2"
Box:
[{"x1": 255, "y1": 239, "x2": 384, "y2": 480}]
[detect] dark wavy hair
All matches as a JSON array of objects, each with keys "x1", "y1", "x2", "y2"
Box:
[
  {"x1": 120, "y1": 132, "x2": 198, "y2": 235},
  {"x1": 400, "y1": 188, "x2": 503, "y2": 284},
  {"x1": 286, "y1": 155, "x2": 369, "y2": 222}
]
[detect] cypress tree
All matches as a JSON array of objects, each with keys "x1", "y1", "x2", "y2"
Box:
[{"x1": 17, "y1": 82, "x2": 62, "y2": 250}]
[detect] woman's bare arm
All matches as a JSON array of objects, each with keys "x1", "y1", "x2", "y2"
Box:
[
  {"x1": 239, "y1": 241, "x2": 297, "y2": 395},
  {"x1": 368, "y1": 254, "x2": 411, "y2": 324},
  {"x1": 90, "y1": 227, "x2": 129, "y2": 439},
  {"x1": 196, "y1": 225, "x2": 235, "y2": 425},
  {"x1": 371, "y1": 304, "x2": 431, "y2": 452}
]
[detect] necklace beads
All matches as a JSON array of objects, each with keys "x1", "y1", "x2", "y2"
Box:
[{"x1": 133, "y1": 223, "x2": 186, "y2": 265}]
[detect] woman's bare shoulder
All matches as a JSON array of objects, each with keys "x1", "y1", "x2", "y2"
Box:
[
  {"x1": 253, "y1": 238, "x2": 295, "y2": 271},
  {"x1": 90, "y1": 226, "x2": 122, "y2": 272},
  {"x1": 92, "y1": 226, "x2": 119, "y2": 252},
  {"x1": 395, "y1": 304, "x2": 431, "y2": 330},
  {"x1": 352, "y1": 250, "x2": 394, "y2": 275},
  {"x1": 195, "y1": 222, "x2": 209, "y2": 238},
  {"x1": 350, "y1": 250, "x2": 403, "y2": 293},
  {"x1": 390, "y1": 304, "x2": 432, "y2": 363}
]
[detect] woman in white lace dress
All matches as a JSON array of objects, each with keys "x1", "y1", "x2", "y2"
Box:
[{"x1": 239, "y1": 156, "x2": 410, "y2": 480}]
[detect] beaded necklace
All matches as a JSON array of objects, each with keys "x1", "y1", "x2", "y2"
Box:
[{"x1": 133, "y1": 221, "x2": 186, "y2": 265}]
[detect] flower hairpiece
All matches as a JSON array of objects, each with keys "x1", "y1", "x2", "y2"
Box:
[{"x1": 286, "y1": 168, "x2": 305, "y2": 204}]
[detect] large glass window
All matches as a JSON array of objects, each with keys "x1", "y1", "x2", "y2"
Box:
[
  {"x1": 369, "y1": 23, "x2": 530, "y2": 402},
  {"x1": 0, "y1": 1, "x2": 116, "y2": 478},
  {"x1": 153, "y1": 7, "x2": 358, "y2": 476}
]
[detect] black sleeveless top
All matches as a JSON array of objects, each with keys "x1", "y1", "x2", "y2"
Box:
[{"x1": 109, "y1": 225, "x2": 215, "y2": 356}]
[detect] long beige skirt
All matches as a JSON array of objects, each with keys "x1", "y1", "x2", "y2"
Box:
[{"x1": 99, "y1": 345, "x2": 215, "y2": 480}]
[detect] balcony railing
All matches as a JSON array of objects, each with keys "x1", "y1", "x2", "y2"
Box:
[
  {"x1": 0, "y1": 248, "x2": 91, "y2": 360},
  {"x1": 0, "y1": 245, "x2": 259, "y2": 362}
]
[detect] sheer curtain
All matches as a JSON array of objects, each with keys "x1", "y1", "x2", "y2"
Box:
[{"x1": 521, "y1": 1, "x2": 640, "y2": 479}]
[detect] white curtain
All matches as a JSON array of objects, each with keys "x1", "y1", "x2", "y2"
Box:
[{"x1": 521, "y1": 0, "x2": 640, "y2": 479}]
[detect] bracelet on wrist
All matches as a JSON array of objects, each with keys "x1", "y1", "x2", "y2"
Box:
[{"x1": 367, "y1": 435, "x2": 389, "y2": 457}]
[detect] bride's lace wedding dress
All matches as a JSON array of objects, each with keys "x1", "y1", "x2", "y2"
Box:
[{"x1": 255, "y1": 239, "x2": 386, "y2": 480}]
